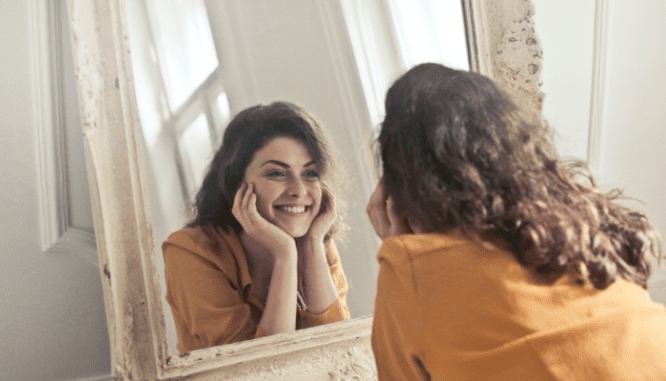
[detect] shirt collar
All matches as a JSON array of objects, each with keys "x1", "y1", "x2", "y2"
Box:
[{"x1": 213, "y1": 226, "x2": 253, "y2": 292}]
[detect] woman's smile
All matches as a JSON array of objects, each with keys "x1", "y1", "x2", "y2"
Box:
[{"x1": 275, "y1": 205, "x2": 311, "y2": 214}]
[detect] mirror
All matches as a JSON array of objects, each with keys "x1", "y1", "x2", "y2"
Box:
[
  {"x1": 122, "y1": 0, "x2": 470, "y2": 355},
  {"x1": 66, "y1": 0, "x2": 543, "y2": 379}
]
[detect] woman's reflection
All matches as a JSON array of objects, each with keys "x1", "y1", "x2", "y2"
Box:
[{"x1": 162, "y1": 102, "x2": 350, "y2": 354}]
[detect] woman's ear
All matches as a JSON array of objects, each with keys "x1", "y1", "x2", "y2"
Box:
[{"x1": 407, "y1": 216, "x2": 425, "y2": 234}]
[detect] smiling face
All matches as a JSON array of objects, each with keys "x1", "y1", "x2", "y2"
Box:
[{"x1": 242, "y1": 137, "x2": 322, "y2": 238}]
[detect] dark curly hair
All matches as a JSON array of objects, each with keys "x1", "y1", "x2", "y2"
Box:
[
  {"x1": 187, "y1": 101, "x2": 347, "y2": 243},
  {"x1": 378, "y1": 63, "x2": 662, "y2": 289}
]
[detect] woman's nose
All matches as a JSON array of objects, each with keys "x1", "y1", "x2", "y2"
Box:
[{"x1": 287, "y1": 177, "x2": 308, "y2": 197}]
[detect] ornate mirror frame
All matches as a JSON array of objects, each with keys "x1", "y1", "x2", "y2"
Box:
[{"x1": 66, "y1": 0, "x2": 542, "y2": 379}]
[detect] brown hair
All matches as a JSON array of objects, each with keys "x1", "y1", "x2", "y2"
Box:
[
  {"x1": 188, "y1": 101, "x2": 347, "y2": 242},
  {"x1": 378, "y1": 63, "x2": 662, "y2": 289}
]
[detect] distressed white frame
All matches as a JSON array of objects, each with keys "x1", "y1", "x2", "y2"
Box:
[{"x1": 65, "y1": 0, "x2": 543, "y2": 379}]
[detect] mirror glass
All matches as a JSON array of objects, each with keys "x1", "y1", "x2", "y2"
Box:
[{"x1": 124, "y1": 0, "x2": 469, "y2": 354}]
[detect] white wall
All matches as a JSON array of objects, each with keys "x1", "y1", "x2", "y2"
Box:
[
  {"x1": 534, "y1": 0, "x2": 666, "y2": 304},
  {"x1": 0, "y1": 1, "x2": 111, "y2": 380},
  {"x1": 535, "y1": 0, "x2": 595, "y2": 161},
  {"x1": 600, "y1": 0, "x2": 666, "y2": 298}
]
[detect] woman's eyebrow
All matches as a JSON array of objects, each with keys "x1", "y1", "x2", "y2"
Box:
[{"x1": 260, "y1": 160, "x2": 316, "y2": 168}]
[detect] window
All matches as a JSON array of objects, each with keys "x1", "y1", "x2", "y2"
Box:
[
  {"x1": 126, "y1": 0, "x2": 230, "y2": 202},
  {"x1": 341, "y1": 0, "x2": 469, "y2": 127}
]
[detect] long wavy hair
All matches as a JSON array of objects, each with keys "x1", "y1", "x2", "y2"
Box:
[
  {"x1": 378, "y1": 63, "x2": 662, "y2": 289},
  {"x1": 188, "y1": 101, "x2": 347, "y2": 243}
]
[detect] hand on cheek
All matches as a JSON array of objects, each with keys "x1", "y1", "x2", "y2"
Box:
[
  {"x1": 366, "y1": 177, "x2": 412, "y2": 240},
  {"x1": 299, "y1": 183, "x2": 335, "y2": 245},
  {"x1": 232, "y1": 182, "x2": 296, "y2": 259}
]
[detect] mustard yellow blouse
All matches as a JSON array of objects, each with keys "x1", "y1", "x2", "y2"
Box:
[
  {"x1": 372, "y1": 231, "x2": 666, "y2": 380},
  {"x1": 163, "y1": 225, "x2": 350, "y2": 354}
]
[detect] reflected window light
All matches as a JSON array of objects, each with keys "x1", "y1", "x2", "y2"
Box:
[
  {"x1": 215, "y1": 92, "x2": 231, "y2": 133},
  {"x1": 389, "y1": 0, "x2": 469, "y2": 70},
  {"x1": 130, "y1": 43, "x2": 164, "y2": 149},
  {"x1": 148, "y1": 46, "x2": 158, "y2": 64},
  {"x1": 146, "y1": 0, "x2": 219, "y2": 110},
  {"x1": 179, "y1": 114, "x2": 214, "y2": 197},
  {"x1": 216, "y1": 92, "x2": 230, "y2": 122}
]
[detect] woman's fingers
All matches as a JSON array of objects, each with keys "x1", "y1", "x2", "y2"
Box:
[
  {"x1": 233, "y1": 182, "x2": 260, "y2": 231},
  {"x1": 320, "y1": 183, "x2": 336, "y2": 217},
  {"x1": 386, "y1": 197, "x2": 412, "y2": 236},
  {"x1": 241, "y1": 183, "x2": 253, "y2": 212},
  {"x1": 232, "y1": 182, "x2": 247, "y2": 223},
  {"x1": 367, "y1": 180, "x2": 391, "y2": 239},
  {"x1": 366, "y1": 177, "x2": 413, "y2": 239},
  {"x1": 366, "y1": 178, "x2": 386, "y2": 216},
  {"x1": 240, "y1": 183, "x2": 262, "y2": 230},
  {"x1": 232, "y1": 182, "x2": 296, "y2": 259},
  {"x1": 247, "y1": 193, "x2": 260, "y2": 224},
  {"x1": 386, "y1": 197, "x2": 400, "y2": 225},
  {"x1": 298, "y1": 183, "x2": 336, "y2": 244}
]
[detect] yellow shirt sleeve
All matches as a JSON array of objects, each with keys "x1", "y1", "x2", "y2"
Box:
[
  {"x1": 371, "y1": 237, "x2": 428, "y2": 381},
  {"x1": 163, "y1": 230, "x2": 260, "y2": 353}
]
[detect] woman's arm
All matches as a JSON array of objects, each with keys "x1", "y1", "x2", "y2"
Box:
[
  {"x1": 298, "y1": 237, "x2": 340, "y2": 314},
  {"x1": 296, "y1": 184, "x2": 341, "y2": 314},
  {"x1": 258, "y1": 244, "x2": 298, "y2": 335},
  {"x1": 233, "y1": 182, "x2": 299, "y2": 335},
  {"x1": 372, "y1": 238, "x2": 427, "y2": 380}
]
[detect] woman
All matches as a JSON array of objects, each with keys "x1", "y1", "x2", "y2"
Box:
[
  {"x1": 367, "y1": 63, "x2": 666, "y2": 380},
  {"x1": 163, "y1": 101, "x2": 350, "y2": 354}
]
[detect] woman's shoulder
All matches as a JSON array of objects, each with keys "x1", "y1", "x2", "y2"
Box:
[
  {"x1": 163, "y1": 225, "x2": 243, "y2": 260},
  {"x1": 378, "y1": 231, "x2": 475, "y2": 261}
]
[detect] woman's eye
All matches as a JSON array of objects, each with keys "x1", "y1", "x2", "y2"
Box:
[
  {"x1": 267, "y1": 170, "x2": 286, "y2": 178},
  {"x1": 303, "y1": 170, "x2": 320, "y2": 179}
]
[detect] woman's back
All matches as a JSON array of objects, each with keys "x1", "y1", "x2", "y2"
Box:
[
  {"x1": 368, "y1": 63, "x2": 666, "y2": 380},
  {"x1": 372, "y1": 231, "x2": 666, "y2": 380}
]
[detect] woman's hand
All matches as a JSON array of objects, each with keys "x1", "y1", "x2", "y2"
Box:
[
  {"x1": 233, "y1": 182, "x2": 298, "y2": 335},
  {"x1": 366, "y1": 176, "x2": 412, "y2": 240},
  {"x1": 298, "y1": 183, "x2": 336, "y2": 247},
  {"x1": 296, "y1": 183, "x2": 340, "y2": 314},
  {"x1": 232, "y1": 182, "x2": 296, "y2": 259}
]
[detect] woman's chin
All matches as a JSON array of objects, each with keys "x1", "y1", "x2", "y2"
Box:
[
  {"x1": 286, "y1": 227, "x2": 310, "y2": 239},
  {"x1": 271, "y1": 215, "x2": 315, "y2": 239}
]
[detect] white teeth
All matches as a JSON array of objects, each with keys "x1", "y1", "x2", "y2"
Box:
[{"x1": 277, "y1": 206, "x2": 307, "y2": 214}]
